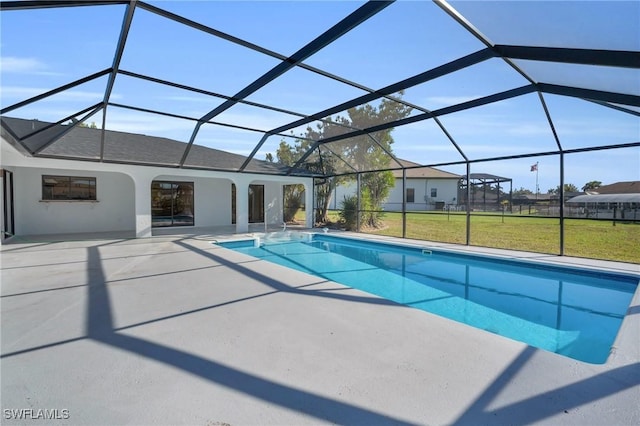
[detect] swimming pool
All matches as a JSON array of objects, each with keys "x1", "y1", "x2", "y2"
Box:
[{"x1": 216, "y1": 233, "x2": 637, "y2": 364}]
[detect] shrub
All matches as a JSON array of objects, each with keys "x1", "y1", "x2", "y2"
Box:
[
  {"x1": 339, "y1": 195, "x2": 359, "y2": 231},
  {"x1": 283, "y1": 184, "x2": 304, "y2": 222}
]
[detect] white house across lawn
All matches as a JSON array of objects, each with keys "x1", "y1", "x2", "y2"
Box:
[{"x1": 330, "y1": 159, "x2": 461, "y2": 212}]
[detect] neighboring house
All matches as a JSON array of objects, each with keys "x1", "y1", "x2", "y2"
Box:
[
  {"x1": 387, "y1": 160, "x2": 461, "y2": 211},
  {"x1": 1, "y1": 117, "x2": 313, "y2": 239},
  {"x1": 329, "y1": 159, "x2": 461, "y2": 211},
  {"x1": 591, "y1": 181, "x2": 640, "y2": 194},
  {"x1": 566, "y1": 181, "x2": 640, "y2": 219}
]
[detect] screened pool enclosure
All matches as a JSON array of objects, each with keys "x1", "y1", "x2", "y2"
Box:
[{"x1": 1, "y1": 1, "x2": 638, "y2": 262}]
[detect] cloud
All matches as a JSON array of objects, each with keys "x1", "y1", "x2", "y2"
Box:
[
  {"x1": 1, "y1": 86, "x2": 122, "y2": 104},
  {"x1": 0, "y1": 56, "x2": 62, "y2": 76},
  {"x1": 506, "y1": 123, "x2": 554, "y2": 137},
  {"x1": 1, "y1": 56, "x2": 44, "y2": 73},
  {"x1": 395, "y1": 143, "x2": 461, "y2": 153},
  {"x1": 1, "y1": 86, "x2": 43, "y2": 99},
  {"x1": 426, "y1": 96, "x2": 479, "y2": 106},
  {"x1": 213, "y1": 110, "x2": 297, "y2": 132},
  {"x1": 105, "y1": 110, "x2": 195, "y2": 138},
  {"x1": 159, "y1": 95, "x2": 219, "y2": 104}
]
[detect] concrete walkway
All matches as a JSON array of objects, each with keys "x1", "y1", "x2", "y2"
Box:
[{"x1": 1, "y1": 233, "x2": 639, "y2": 425}]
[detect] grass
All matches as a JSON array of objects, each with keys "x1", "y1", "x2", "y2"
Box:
[{"x1": 317, "y1": 210, "x2": 640, "y2": 264}]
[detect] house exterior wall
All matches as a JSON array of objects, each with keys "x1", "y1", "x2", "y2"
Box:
[
  {"x1": 12, "y1": 166, "x2": 135, "y2": 235},
  {"x1": 328, "y1": 178, "x2": 460, "y2": 211},
  {"x1": 1, "y1": 138, "x2": 313, "y2": 238},
  {"x1": 259, "y1": 180, "x2": 284, "y2": 226},
  {"x1": 154, "y1": 174, "x2": 233, "y2": 228},
  {"x1": 387, "y1": 178, "x2": 459, "y2": 211},
  {"x1": 330, "y1": 180, "x2": 356, "y2": 210}
]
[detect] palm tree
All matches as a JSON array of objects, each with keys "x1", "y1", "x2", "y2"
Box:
[{"x1": 582, "y1": 180, "x2": 602, "y2": 192}]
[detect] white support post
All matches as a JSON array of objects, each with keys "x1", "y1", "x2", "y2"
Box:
[
  {"x1": 234, "y1": 177, "x2": 250, "y2": 233},
  {"x1": 133, "y1": 174, "x2": 153, "y2": 238},
  {"x1": 304, "y1": 181, "x2": 314, "y2": 229}
]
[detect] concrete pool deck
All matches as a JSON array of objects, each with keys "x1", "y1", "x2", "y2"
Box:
[{"x1": 1, "y1": 231, "x2": 639, "y2": 425}]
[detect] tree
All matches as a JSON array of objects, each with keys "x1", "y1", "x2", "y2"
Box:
[
  {"x1": 360, "y1": 170, "x2": 395, "y2": 227},
  {"x1": 268, "y1": 94, "x2": 412, "y2": 224},
  {"x1": 70, "y1": 120, "x2": 98, "y2": 129},
  {"x1": 338, "y1": 195, "x2": 359, "y2": 231},
  {"x1": 549, "y1": 183, "x2": 579, "y2": 194},
  {"x1": 266, "y1": 140, "x2": 309, "y2": 222},
  {"x1": 513, "y1": 187, "x2": 534, "y2": 196},
  {"x1": 582, "y1": 180, "x2": 602, "y2": 192}
]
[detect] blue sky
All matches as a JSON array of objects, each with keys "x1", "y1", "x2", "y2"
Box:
[{"x1": 1, "y1": 0, "x2": 638, "y2": 192}]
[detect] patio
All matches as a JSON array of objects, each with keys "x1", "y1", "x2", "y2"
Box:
[{"x1": 1, "y1": 232, "x2": 638, "y2": 425}]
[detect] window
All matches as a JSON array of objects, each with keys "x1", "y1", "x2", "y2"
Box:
[
  {"x1": 151, "y1": 181, "x2": 194, "y2": 227},
  {"x1": 42, "y1": 175, "x2": 96, "y2": 200},
  {"x1": 406, "y1": 188, "x2": 415, "y2": 203},
  {"x1": 430, "y1": 188, "x2": 438, "y2": 198}
]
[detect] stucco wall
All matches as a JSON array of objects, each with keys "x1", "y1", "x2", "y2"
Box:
[
  {"x1": 13, "y1": 167, "x2": 136, "y2": 235},
  {"x1": 1, "y1": 137, "x2": 317, "y2": 236},
  {"x1": 255, "y1": 180, "x2": 283, "y2": 226},
  {"x1": 154, "y1": 174, "x2": 234, "y2": 228},
  {"x1": 329, "y1": 178, "x2": 460, "y2": 211},
  {"x1": 386, "y1": 179, "x2": 460, "y2": 211}
]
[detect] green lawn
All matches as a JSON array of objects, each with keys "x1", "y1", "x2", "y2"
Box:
[{"x1": 319, "y1": 210, "x2": 639, "y2": 264}]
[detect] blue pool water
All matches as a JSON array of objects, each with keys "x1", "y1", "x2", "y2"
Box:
[{"x1": 217, "y1": 234, "x2": 637, "y2": 364}]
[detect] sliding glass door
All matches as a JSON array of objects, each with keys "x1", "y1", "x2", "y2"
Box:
[
  {"x1": 151, "y1": 181, "x2": 194, "y2": 227},
  {"x1": 231, "y1": 184, "x2": 264, "y2": 224},
  {"x1": 2, "y1": 169, "x2": 14, "y2": 238}
]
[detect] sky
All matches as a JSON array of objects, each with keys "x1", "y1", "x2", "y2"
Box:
[{"x1": 1, "y1": 0, "x2": 638, "y2": 193}]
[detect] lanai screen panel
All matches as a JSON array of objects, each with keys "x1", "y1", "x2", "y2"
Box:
[
  {"x1": 109, "y1": 74, "x2": 225, "y2": 120},
  {"x1": 390, "y1": 119, "x2": 465, "y2": 167},
  {"x1": 244, "y1": 65, "x2": 371, "y2": 117},
  {"x1": 118, "y1": 5, "x2": 283, "y2": 97},
  {"x1": 451, "y1": 1, "x2": 639, "y2": 51},
  {"x1": 0, "y1": 0, "x2": 637, "y2": 182},
  {"x1": 0, "y1": 4, "x2": 124, "y2": 108},
  {"x1": 400, "y1": 58, "x2": 532, "y2": 113},
  {"x1": 437, "y1": 93, "x2": 561, "y2": 161},
  {"x1": 543, "y1": 95, "x2": 640, "y2": 151},
  {"x1": 2, "y1": 76, "x2": 109, "y2": 138},
  {"x1": 303, "y1": 1, "x2": 487, "y2": 88},
  {"x1": 184, "y1": 123, "x2": 266, "y2": 171},
  {"x1": 38, "y1": 110, "x2": 106, "y2": 160},
  {"x1": 145, "y1": 0, "x2": 367, "y2": 56}
]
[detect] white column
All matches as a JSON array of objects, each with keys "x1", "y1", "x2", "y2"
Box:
[
  {"x1": 304, "y1": 181, "x2": 314, "y2": 229},
  {"x1": 133, "y1": 174, "x2": 153, "y2": 238},
  {"x1": 233, "y1": 177, "x2": 251, "y2": 233}
]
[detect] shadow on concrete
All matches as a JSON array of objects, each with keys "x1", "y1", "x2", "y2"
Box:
[
  {"x1": 4, "y1": 237, "x2": 637, "y2": 424},
  {"x1": 1, "y1": 283, "x2": 89, "y2": 298},
  {"x1": 84, "y1": 244, "x2": 417, "y2": 425},
  {"x1": 174, "y1": 239, "x2": 401, "y2": 307},
  {"x1": 115, "y1": 281, "x2": 327, "y2": 333},
  {"x1": 452, "y1": 346, "x2": 640, "y2": 425},
  {"x1": 626, "y1": 304, "x2": 640, "y2": 316}
]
